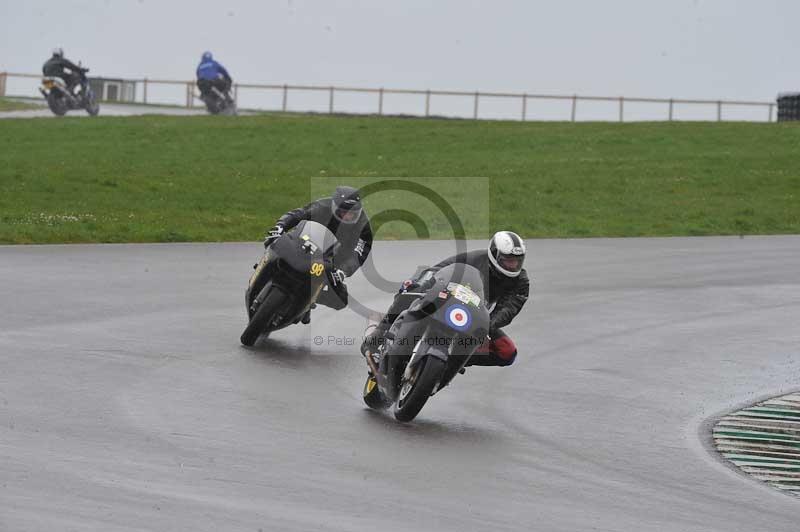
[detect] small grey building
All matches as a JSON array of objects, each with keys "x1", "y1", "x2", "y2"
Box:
[
  {"x1": 777, "y1": 92, "x2": 800, "y2": 122},
  {"x1": 88, "y1": 78, "x2": 136, "y2": 102}
]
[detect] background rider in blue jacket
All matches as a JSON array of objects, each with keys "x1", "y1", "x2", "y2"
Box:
[{"x1": 196, "y1": 52, "x2": 233, "y2": 102}]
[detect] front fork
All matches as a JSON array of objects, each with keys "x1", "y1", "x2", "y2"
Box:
[{"x1": 246, "y1": 255, "x2": 271, "y2": 317}]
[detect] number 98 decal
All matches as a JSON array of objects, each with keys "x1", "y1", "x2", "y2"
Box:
[{"x1": 310, "y1": 263, "x2": 325, "y2": 276}]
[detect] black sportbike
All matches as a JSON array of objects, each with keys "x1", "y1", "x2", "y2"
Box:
[
  {"x1": 198, "y1": 79, "x2": 236, "y2": 115},
  {"x1": 361, "y1": 263, "x2": 490, "y2": 422},
  {"x1": 40, "y1": 68, "x2": 99, "y2": 116},
  {"x1": 241, "y1": 220, "x2": 342, "y2": 346}
]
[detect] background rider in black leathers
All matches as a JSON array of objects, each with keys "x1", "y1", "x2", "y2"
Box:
[
  {"x1": 363, "y1": 231, "x2": 529, "y2": 367},
  {"x1": 42, "y1": 48, "x2": 88, "y2": 94},
  {"x1": 265, "y1": 186, "x2": 373, "y2": 321}
]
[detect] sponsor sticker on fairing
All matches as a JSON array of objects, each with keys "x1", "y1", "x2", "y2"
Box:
[{"x1": 447, "y1": 282, "x2": 481, "y2": 307}]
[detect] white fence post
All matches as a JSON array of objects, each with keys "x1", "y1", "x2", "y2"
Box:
[
  {"x1": 425, "y1": 90, "x2": 430, "y2": 117},
  {"x1": 571, "y1": 95, "x2": 577, "y2": 122},
  {"x1": 233, "y1": 83, "x2": 238, "y2": 105},
  {"x1": 521, "y1": 94, "x2": 527, "y2": 121},
  {"x1": 378, "y1": 87, "x2": 384, "y2": 115},
  {"x1": 282, "y1": 84, "x2": 288, "y2": 112},
  {"x1": 619, "y1": 96, "x2": 624, "y2": 122},
  {"x1": 329, "y1": 86, "x2": 334, "y2": 114},
  {"x1": 717, "y1": 101, "x2": 722, "y2": 122},
  {"x1": 0, "y1": 72, "x2": 6, "y2": 97},
  {"x1": 668, "y1": 98, "x2": 673, "y2": 121},
  {"x1": 769, "y1": 103, "x2": 775, "y2": 122},
  {"x1": 143, "y1": 77, "x2": 148, "y2": 104},
  {"x1": 473, "y1": 91, "x2": 479, "y2": 120}
]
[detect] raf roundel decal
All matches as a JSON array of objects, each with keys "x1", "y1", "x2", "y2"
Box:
[{"x1": 446, "y1": 304, "x2": 472, "y2": 331}]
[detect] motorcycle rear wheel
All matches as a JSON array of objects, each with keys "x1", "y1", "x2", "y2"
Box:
[
  {"x1": 240, "y1": 285, "x2": 287, "y2": 346},
  {"x1": 204, "y1": 96, "x2": 224, "y2": 115},
  {"x1": 363, "y1": 374, "x2": 392, "y2": 410},
  {"x1": 393, "y1": 356, "x2": 445, "y2": 422},
  {"x1": 46, "y1": 93, "x2": 68, "y2": 116}
]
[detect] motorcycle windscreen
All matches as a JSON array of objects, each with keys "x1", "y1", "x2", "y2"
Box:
[
  {"x1": 293, "y1": 220, "x2": 340, "y2": 258},
  {"x1": 433, "y1": 263, "x2": 485, "y2": 301}
]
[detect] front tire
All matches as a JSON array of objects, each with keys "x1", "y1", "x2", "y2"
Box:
[
  {"x1": 393, "y1": 356, "x2": 445, "y2": 422},
  {"x1": 240, "y1": 285, "x2": 286, "y2": 346},
  {"x1": 85, "y1": 91, "x2": 100, "y2": 116}
]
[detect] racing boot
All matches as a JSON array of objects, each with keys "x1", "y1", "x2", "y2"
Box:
[
  {"x1": 360, "y1": 321, "x2": 388, "y2": 358},
  {"x1": 301, "y1": 303, "x2": 316, "y2": 325}
]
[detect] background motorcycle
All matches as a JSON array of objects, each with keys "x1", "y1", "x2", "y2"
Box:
[
  {"x1": 241, "y1": 220, "x2": 340, "y2": 346},
  {"x1": 362, "y1": 263, "x2": 490, "y2": 422},
  {"x1": 198, "y1": 80, "x2": 237, "y2": 115},
  {"x1": 39, "y1": 68, "x2": 99, "y2": 116}
]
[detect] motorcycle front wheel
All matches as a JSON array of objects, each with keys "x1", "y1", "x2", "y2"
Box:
[
  {"x1": 85, "y1": 91, "x2": 100, "y2": 116},
  {"x1": 240, "y1": 285, "x2": 287, "y2": 346},
  {"x1": 393, "y1": 355, "x2": 445, "y2": 422}
]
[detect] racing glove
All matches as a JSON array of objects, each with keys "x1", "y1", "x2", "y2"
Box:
[
  {"x1": 263, "y1": 225, "x2": 284, "y2": 248},
  {"x1": 329, "y1": 268, "x2": 347, "y2": 286}
]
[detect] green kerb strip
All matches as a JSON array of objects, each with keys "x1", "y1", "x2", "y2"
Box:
[
  {"x1": 744, "y1": 408, "x2": 800, "y2": 418},
  {"x1": 724, "y1": 455, "x2": 800, "y2": 465},
  {"x1": 713, "y1": 392, "x2": 800, "y2": 499},
  {"x1": 713, "y1": 431, "x2": 800, "y2": 443}
]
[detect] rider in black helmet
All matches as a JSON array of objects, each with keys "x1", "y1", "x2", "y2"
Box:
[
  {"x1": 264, "y1": 186, "x2": 373, "y2": 322},
  {"x1": 42, "y1": 48, "x2": 89, "y2": 94},
  {"x1": 362, "y1": 230, "x2": 529, "y2": 367}
]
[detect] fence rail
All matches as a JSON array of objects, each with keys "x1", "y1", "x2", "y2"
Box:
[{"x1": 0, "y1": 71, "x2": 777, "y2": 122}]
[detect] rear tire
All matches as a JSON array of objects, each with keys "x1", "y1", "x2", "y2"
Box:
[
  {"x1": 47, "y1": 92, "x2": 68, "y2": 116},
  {"x1": 393, "y1": 356, "x2": 445, "y2": 422},
  {"x1": 240, "y1": 285, "x2": 286, "y2": 346},
  {"x1": 363, "y1": 374, "x2": 392, "y2": 410},
  {"x1": 204, "y1": 94, "x2": 224, "y2": 115},
  {"x1": 222, "y1": 101, "x2": 237, "y2": 116}
]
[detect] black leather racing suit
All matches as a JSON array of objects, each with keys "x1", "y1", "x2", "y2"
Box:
[
  {"x1": 270, "y1": 198, "x2": 373, "y2": 309},
  {"x1": 42, "y1": 56, "x2": 87, "y2": 93},
  {"x1": 367, "y1": 249, "x2": 530, "y2": 366}
]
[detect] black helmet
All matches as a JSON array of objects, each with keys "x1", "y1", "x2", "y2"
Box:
[
  {"x1": 488, "y1": 231, "x2": 526, "y2": 278},
  {"x1": 52, "y1": 48, "x2": 64, "y2": 58},
  {"x1": 331, "y1": 186, "x2": 362, "y2": 224}
]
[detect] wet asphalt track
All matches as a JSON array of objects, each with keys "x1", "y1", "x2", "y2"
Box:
[
  {"x1": 1, "y1": 237, "x2": 799, "y2": 532},
  {"x1": 0, "y1": 100, "x2": 211, "y2": 119}
]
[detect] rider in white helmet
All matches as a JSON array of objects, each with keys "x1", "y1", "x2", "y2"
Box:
[{"x1": 362, "y1": 230, "x2": 530, "y2": 367}]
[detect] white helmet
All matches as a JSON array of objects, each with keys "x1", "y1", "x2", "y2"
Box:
[{"x1": 488, "y1": 231, "x2": 526, "y2": 278}]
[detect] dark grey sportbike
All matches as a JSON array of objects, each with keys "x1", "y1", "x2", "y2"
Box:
[
  {"x1": 241, "y1": 220, "x2": 343, "y2": 346},
  {"x1": 361, "y1": 263, "x2": 490, "y2": 422}
]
